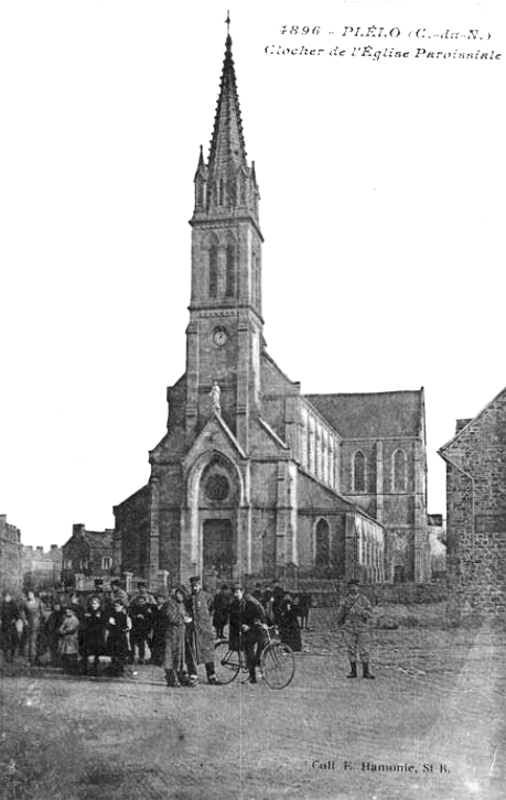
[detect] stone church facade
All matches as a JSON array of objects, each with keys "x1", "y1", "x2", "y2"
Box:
[{"x1": 113, "y1": 32, "x2": 430, "y2": 588}]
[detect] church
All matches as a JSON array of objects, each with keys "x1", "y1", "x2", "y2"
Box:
[{"x1": 113, "y1": 31, "x2": 431, "y2": 589}]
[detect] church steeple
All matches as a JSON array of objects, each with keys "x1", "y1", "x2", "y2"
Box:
[
  {"x1": 192, "y1": 27, "x2": 260, "y2": 226},
  {"x1": 208, "y1": 32, "x2": 247, "y2": 174},
  {"x1": 186, "y1": 23, "x2": 264, "y2": 449}
]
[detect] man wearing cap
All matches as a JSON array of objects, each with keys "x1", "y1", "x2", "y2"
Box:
[
  {"x1": 107, "y1": 579, "x2": 130, "y2": 612},
  {"x1": 184, "y1": 577, "x2": 217, "y2": 685},
  {"x1": 130, "y1": 581, "x2": 156, "y2": 608},
  {"x1": 336, "y1": 579, "x2": 375, "y2": 679},
  {"x1": 229, "y1": 584, "x2": 269, "y2": 684}
]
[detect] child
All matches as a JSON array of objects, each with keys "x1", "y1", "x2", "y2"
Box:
[
  {"x1": 81, "y1": 595, "x2": 107, "y2": 675},
  {"x1": 129, "y1": 594, "x2": 153, "y2": 665},
  {"x1": 149, "y1": 594, "x2": 167, "y2": 667},
  {"x1": 105, "y1": 600, "x2": 132, "y2": 676}
]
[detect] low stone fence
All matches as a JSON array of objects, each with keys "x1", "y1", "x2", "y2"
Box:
[{"x1": 278, "y1": 581, "x2": 449, "y2": 608}]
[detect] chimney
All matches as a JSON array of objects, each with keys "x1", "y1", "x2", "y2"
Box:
[{"x1": 455, "y1": 418, "x2": 472, "y2": 434}]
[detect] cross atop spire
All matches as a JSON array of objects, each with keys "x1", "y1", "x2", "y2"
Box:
[{"x1": 225, "y1": 10, "x2": 231, "y2": 37}]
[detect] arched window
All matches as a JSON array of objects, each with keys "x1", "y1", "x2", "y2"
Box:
[
  {"x1": 225, "y1": 244, "x2": 236, "y2": 297},
  {"x1": 102, "y1": 557, "x2": 112, "y2": 571},
  {"x1": 393, "y1": 449, "x2": 407, "y2": 491},
  {"x1": 301, "y1": 409, "x2": 308, "y2": 469},
  {"x1": 315, "y1": 519, "x2": 330, "y2": 567},
  {"x1": 209, "y1": 245, "x2": 218, "y2": 298},
  {"x1": 308, "y1": 417, "x2": 315, "y2": 474},
  {"x1": 353, "y1": 451, "x2": 366, "y2": 492}
]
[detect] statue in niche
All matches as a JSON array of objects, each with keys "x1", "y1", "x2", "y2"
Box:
[{"x1": 209, "y1": 381, "x2": 221, "y2": 415}]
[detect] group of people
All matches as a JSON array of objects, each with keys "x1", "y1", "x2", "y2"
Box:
[
  {"x1": 0, "y1": 575, "x2": 375, "y2": 684},
  {"x1": 0, "y1": 579, "x2": 162, "y2": 676},
  {"x1": 212, "y1": 581, "x2": 310, "y2": 653}
]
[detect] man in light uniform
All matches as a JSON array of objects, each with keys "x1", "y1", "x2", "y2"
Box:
[{"x1": 336, "y1": 578, "x2": 375, "y2": 679}]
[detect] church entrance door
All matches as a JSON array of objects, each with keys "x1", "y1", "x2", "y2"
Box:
[{"x1": 203, "y1": 519, "x2": 236, "y2": 580}]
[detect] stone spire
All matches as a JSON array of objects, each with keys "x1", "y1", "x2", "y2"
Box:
[
  {"x1": 193, "y1": 26, "x2": 260, "y2": 224},
  {"x1": 208, "y1": 31, "x2": 248, "y2": 175}
]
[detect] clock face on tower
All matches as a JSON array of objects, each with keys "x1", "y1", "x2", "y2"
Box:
[{"x1": 212, "y1": 325, "x2": 228, "y2": 347}]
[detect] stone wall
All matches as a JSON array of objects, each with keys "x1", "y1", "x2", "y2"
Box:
[
  {"x1": 0, "y1": 515, "x2": 23, "y2": 593},
  {"x1": 441, "y1": 388, "x2": 506, "y2": 614}
]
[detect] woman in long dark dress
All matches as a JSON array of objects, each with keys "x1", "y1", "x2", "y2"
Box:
[{"x1": 278, "y1": 594, "x2": 302, "y2": 652}]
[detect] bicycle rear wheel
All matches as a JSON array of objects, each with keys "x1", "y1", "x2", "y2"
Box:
[
  {"x1": 214, "y1": 640, "x2": 241, "y2": 685},
  {"x1": 260, "y1": 642, "x2": 295, "y2": 689}
]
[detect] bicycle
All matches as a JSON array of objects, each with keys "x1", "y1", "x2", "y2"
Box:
[{"x1": 214, "y1": 626, "x2": 295, "y2": 689}]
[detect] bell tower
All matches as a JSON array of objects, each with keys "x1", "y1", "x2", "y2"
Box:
[{"x1": 185, "y1": 28, "x2": 264, "y2": 451}]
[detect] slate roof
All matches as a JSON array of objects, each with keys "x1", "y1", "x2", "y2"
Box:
[
  {"x1": 84, "y1": 531, "x2": 113, "y2": 555},
  {"x1": 304, "y1": 389, "x2": 424, "y2": 439}
]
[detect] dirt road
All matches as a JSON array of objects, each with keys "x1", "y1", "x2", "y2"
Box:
[{"x1": 1, "y1": 616, "x2": 504, "y2": 799}]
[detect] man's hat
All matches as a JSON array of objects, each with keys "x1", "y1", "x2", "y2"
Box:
[
  {"x1": 347, "y1": 578, "x2": 360, "y2": 586},
  {"x1": 231, "y1": 583, "x2": 243, "y2": 592},
  {"x1": 110, "y1": 579, "x2": 120, "y2": 586},
  {"x1": 189, "y1": 576, "x2": 201, "y2": 584},
  {"x1": 94, "y1": 578, "x2": 103, "y2": 586},
  {"x1": 137, "y1": 580, "x2": 147, "y2": 588}
]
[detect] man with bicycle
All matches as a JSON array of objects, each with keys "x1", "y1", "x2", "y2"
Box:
[{"x1": 229, "y1": 584, "x2": 268, "y2": 684}]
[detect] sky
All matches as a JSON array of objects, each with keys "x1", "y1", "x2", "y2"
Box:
[{"x1": 1, "y1": 1, "x2": 504, "y2": 548}]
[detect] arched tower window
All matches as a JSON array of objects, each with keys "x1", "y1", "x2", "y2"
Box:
[
  {"x1": 393, "y1": 449, "x2": 407, "y2": 491},
  {"x1": 209, "y1": 244, "x2": 218, "y2": 298},
  {"x1": 315, "y1": 518, "x2": 331, "y2": 567},
  {"x1": 352, "y1": 451, "x2": 366, "y2": 492},
  {"x1": 308, "y1": 417, "x2": 315, "y2": 474},
  {"x1": 195, "y1": 178, "x2": 206, "y2": 209},
  {"x1": 301, "y1": 409, "x2": 308, "y2": 469},
  {"x1": 225, "y1": 243, "x2": 236, "y2": 297}
]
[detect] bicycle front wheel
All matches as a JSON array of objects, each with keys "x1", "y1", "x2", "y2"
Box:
[
  {"x1": 214, "y1": 640, "x2": 241, "y2": 685},
  {"x1": 260, "y1": 642, "x2": 295, "y2": 689}
]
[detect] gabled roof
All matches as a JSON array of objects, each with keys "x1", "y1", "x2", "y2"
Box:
[
  {"x1": 83, "y1": 530, "x2": 113, "y2": 555},
  {"x1": 297, "y1": 469, "x2": 384, "y2": 525},
  {"x1": 305, "y1": 389, "x2": 424, "y2": 439},
  {"x1": 439, "y1": 384, "x2": 506, "y2": 454}
]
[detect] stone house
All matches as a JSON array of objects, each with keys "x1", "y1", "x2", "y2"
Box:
[
  {"x1": 62, "y1": 524, "x2": 114, "y2": 587},
  {"x1": 113, "y1": 31, "x2": 431, "y2": 588},
  {"x1": 439, "y1": 386, "x2": 506, "y2": 614}
]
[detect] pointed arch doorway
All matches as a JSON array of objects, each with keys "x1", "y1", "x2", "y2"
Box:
[{"x1": 202, "y1": 518, "x2": 236, "y2": 580}]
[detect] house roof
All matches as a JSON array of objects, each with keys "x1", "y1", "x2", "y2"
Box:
[
  {"x1": 84, "y1": 531, "x2": 113, "y2": 555},
  {"x1": 305, "y1": 389, "x2": 424, "y2": 439},
  {"x1": 63, "y1": 529, "x2": 113, "y2": 555},
  {"x1": 439, "y1": 384, "x2": 506, "y2": 454}
]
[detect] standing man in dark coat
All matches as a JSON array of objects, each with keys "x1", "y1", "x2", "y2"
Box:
[
  {"x1": 336, "y1": 578, "x2": 375, "y2": 679},
  {"x1": 229, "y1": 584, "x2": 269, "y2": 684},
  {"x1": 185, "y1": 577, "x2": 217, "y2": 686},
  {"x1": 161, "y1": 588, "x2": 191, "y2": 687},
  {"x1": 0, "y1": 591, "x2": 21, "y2": 663}
]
